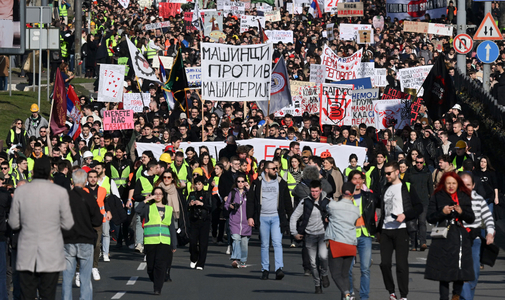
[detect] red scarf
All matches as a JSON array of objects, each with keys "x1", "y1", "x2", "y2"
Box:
[{"x1": 451, "y1": 192, "x2": 470, "y2": 232}]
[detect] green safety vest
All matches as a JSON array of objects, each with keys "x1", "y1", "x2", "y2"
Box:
[
  {"x1": 344, "y1": 166, "x2": 362, "y2": 178},
  {"x1": 281, "y1": 156, "x2": 289, "y2": 171},
  {"x1": 353, "y1": 196, "x2": 370, "y2": 238},
  {"x1": 100, "y1": 175, "x2": 112, "y2": 196},
  {"x1": 43, "y1": 147, "x2": 49, "y2": 155},
  {"x1": 145, "y1": 44, "x2": 157, "y2": 60},
  {"x1": 10, "y1": 168, "x2": 25, "y2": 188},
  {"x1": 365, "y1": 166, "x2": 375, "y2": 190},
  {"x1": 143, "y1": 204, "x2": 172, "y2": 245},
  {"x1": 63, "y1": 152, "x2": 73, "y2": 164},
  {"x1": 452, "y1": 155, "x2": 467, "y2": 172},
  {"x1": 27, "y1": 157, "x2": 35, "y2": 181},
  {"x1": 59, "y1": 4, "x2": 68, "y2": 17},
  {"x1": 171, "y1": 164, "x2": 188, "y2": 185},
  {"x1": 110, "y1": 164, "x2": 131, "y2": 188},
  {"x1": 139, "y1": 175, "x2": 159, "y2": 196},
  {"x1": 60, "y1": 36, "x2": 68, "y2": 58},
  {"x1": 92, "y1": 148, "x2": 107, "y2": 161},
  {"x1": 10, "y1": 129, "x2": 26, "y2": 144}
]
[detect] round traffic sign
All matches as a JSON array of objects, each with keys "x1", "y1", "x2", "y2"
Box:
[
  {"x1": 453, "y1": 34, "x2": 473, "y2": 54},
  {"x1": 476, "y1": 41, "x2": 499, "y2": 64}
]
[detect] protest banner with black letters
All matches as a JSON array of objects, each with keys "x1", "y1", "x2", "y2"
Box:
[
  {"x1": 201, "y1": 43, "x2": 273, "y2": 101},
  {"x1": 321, "y1": 45, "x2": 363, "y2": 81}
]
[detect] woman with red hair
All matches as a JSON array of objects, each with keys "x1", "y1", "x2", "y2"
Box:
[{"x1": 424, "y1": 172, "x2": 475, "y2": 300}]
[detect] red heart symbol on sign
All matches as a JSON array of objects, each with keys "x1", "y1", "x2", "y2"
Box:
[{"x1": 115, "y1": 85, "x2": 117, "y2": 87}]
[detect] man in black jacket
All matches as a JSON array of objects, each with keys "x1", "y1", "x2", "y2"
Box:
[
  {"x1": 62, "y1": 169, "x2": 102, "y2": 300},
  {"x1": 247, "y1": 161, "x2": 293, "y2": 280},
  {"x1": 0, "y1": 173, "x2": 11, "y2": 300},
  {"x1": 403, "y1": 154, "x2": 433, "y2": 251},
  {"x1": 379, "y1": 162, "x2": 423, "y2": 300}
]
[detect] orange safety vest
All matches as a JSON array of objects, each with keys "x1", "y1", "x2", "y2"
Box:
[
  {"x1": 164, "y1": 40, "x2": 171, "y2": 56},
  {"x1": 84, "y1": 186, "x2": 107, "y2": 223}
]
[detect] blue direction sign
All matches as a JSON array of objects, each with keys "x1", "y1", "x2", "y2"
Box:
[{"x1": 476, "y1": 41, "x2": 499, "y2": 63}]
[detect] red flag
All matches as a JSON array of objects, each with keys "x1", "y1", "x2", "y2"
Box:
[{"x1": 50, "y1": 69, "x2": 67, "y2": 135}]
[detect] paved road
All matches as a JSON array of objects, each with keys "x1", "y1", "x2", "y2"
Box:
[{"x1": 56, "y1": 228, "x2": 505, "y2": 300}]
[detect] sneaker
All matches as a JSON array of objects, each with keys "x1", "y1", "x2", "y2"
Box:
[
  {"x1": 275, "y1": 268, "x2": 285, "y2": 280},
  {"x1": 135, "y1": 244, "x2": 144, "y2": 253},
  {"x1": 103, "y1": 254, "x2": 110, "y2": 262},
  {"x1": 322, "y1": 275, "x2": 330, "y2": 288},
  {"x1": 190, "y1": 261, "x2": 197, "y2": 269},
  {"x1": 239, "y1": 262, "x2": 247, "y2": 268},
  {"x1": 290, "y1": 243, "x2": 296, "y2": 248},
  {"x1": 196, "y1": 267, "x2": 203, "y2": 270},
  {"x1": 315, "y1": 286, "x2": 322, "y2": 294},
  {"x1": 345, "y1": 294, "x2": 355, "y2": 300},
  {"x1": 226, "y1": 245, "x2": 231, "y2": 255},
  {"x1": 92, "y1": 268, "x2": 101, "y2": 281},
  {"x1": 261, "y1": 270, "x2": 269, "y2": 280},
  {"x1": 231, "y1": 260, "x2": 239, "y2": 268},
  {"x1": 75, "y1": 272, "x2": 80, "y2": 287},
  {"x1": 304, "y1": 269, "x2": 311, "y2": 276},
  {"x1": 400, "y1": 298, "x2": 408, "y2": 300},
  {"x1": 389, "y1": 293, "x2": 397, "y2": 300}
]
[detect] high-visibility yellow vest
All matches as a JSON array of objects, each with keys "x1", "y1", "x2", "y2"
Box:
[
  {"x1": 110, "y1": 164, "x2": 131, "y2": 188},
  {"x1": 280, "y1": 170, "x2": 296, "y2": 196},
  {"x1": 59, "y1": 4, "x2": 68, "y2": 17},
  {"x1": 100, "y1": 175, "x2": 112, "y2": 197},
  {"x1": 452, "y1": 155, "x2": 467, "y2": 172},
  {"x1": 365, "y1": 166, "x2": 375, "y2": 190},
  {"x1": 171, "y1": 164, "x2": 188, "y2": 185},
  {"x1": 92, "y1": 148, "x2": 106, "y2": 161},
  {"x1": 139, "y1": 175, "x2": 159, "y2": 196},
  {"x1": 27, "y1": 157, "x2": 35, "y2": 181},
  {"x1": 281, "y1": 156, "x2": 288, "y2": 171},
  {"x1": 9, "y1": 129, "x2": 26, "y2": 144},
  {"x1": 344, "y1": 166, "x2": 362, "y2": 178},
  {"x1": 353, "y1": 196, "x2": 370, "y2": 238},
  {"x1": 64, "y1": 152, "x2": 73, "y2": 164},
  {"x1": 60, "y1": 35, "x2": 68, "y2": 58},
  {"x1": 10, "y1": 169, "x2": 25, "y2": 188},
  {"x1": 145, "y1": 44, "x2": 157, "y2": 60},
  {"x1": 143, "y1": 204, "x2": 172, "y2": 245}
]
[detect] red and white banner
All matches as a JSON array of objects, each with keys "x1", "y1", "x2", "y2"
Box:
[
  {"x1": 320, "y1": 83, "x2": 354, "y2": 126},
  {"x1": 136, "y1": 139, "x2": 366, "y2": 172},
  {"x1": 321, "y1": 45, "x2": 363, "y2": 81},
  {"x1": 373, "y1": 99, "x2": 412, "y2": 130},
  {"x1": 275, "y1": 85, "x2": 320, "y2": 117}
]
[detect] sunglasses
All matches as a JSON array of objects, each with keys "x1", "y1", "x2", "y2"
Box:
[
  {"x1": 1, "y1": 167, "x2": 8, "y2": 170},
  {"x1": 153, "y1": 131, "x2": 159, "y2": 133},
  {"x1": 416, "y1": 161, "x2": 424, "y2": 164},
  {"x1": 385, "y1": 171, "x2": 393, "y2": 176},
  {"x1": 237, "y1": 180, "x2": 245, "y2": 183},
  {"x1": 268, "y1": 167, "x2": 278, "y2": 171},
  {"x1": 94, "y1": 138, "x2": 100, "y2": 140},
  {"x1": 280, "y1": 132, "x2": 286, "y2": 134},
  {"x1": 40, "y1": 130, "x2": 46, "y2": 133},
  {"x1": 16, "y1": 122, "x2": 22, "y2": 125},
  {"x1": 163, "y1": 176, "x2": 172, "y2": 179}
]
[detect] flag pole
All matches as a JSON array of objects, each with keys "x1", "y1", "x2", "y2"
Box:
[{"x1": 196, "y1": 89, "x2": 205, "y2": 142}]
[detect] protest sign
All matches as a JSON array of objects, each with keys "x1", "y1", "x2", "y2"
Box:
[
  {"x1": 275, "y1": 85, "x2": 320, "y2": 117},
  {"x1": 152, "y1": 55, "x2": 174, "y2": 69},
  {"x1": 184, "y1": 11, "x2": 205, "y2": 31},
  {"x1": 137, "y1": 139, "x2": 366, "y2": 172},
  {"x1": 264, "y1": 10, "x2": 281, "y2": 22},
  {"x1": 403, "y1": 21, "x2": 429, "y2": 33},
  {"x1": 117, "y1": 0, "x2": 130, "y2": 9},
  {"x1": 98, "y1": 64, "x2": 125, "y2": 102},
  {"x1": 321, "y1": 45, "x2": 363, "y2": 81},
  {"x1": 324, "y1": 0, "x2": 338, "y2": 13},
  {"x1": 320, "y1": 83, "x2": 354, "y2": 126},
  {"x1": 264, "y1": 30, "x2": 294, "y2": 43},
  {"x1": 159, "y1": 2, "x2": 181, "y2": 18},
  {"x1": 256, "y1": 4, "x2": 273, "y2": 12},
  {"x1": 386, "y1": 0, "x2": 446, "y2": 20},
  {"x1": 222, "y1": 1, "x2": 245, "y2": 16},
  {"x1": 337, "y1": 2, "x2": 364, "y2": 17},
  {"x1": 103, "y1": 110, "x2": 134, "y2": 131},
  {"x1": 331, "y1": 78, "x2": 372, "y2": 90},
  {"x1": 240, "y1": 15, "x2": 266, "y2": 33},
  {"x1": 373, "y1": 99, "x2": 412, "y2": 130},
  {"x1": 397, "y1": 65, "x2": 432, "y2": 96},
  {"x1": 201, "y1": 43, "x2": 273, "y2": 101},
  {"x1": 204, "y1": 11, "x2": 223, "y2": 38},
  {"x1": 123, "y1": 93, "x2": 151, "y2": 112},
  {"x1": 169, "y1": 0, "x2": 187, "y2": 3},
  {"x1": 326, "y1": 23, "x2": 335, "y2": 41},
  {"x1": 374, "y1": 68, "x2": 388, "y2": 87},
  {"x1": 310, "y1": 64, "x2": 326, "y2": 84},
  {"x1": 373, "y1": 15, "x2": 384, "y2": 29},
  {"x1": 351, "y1": 88, "x2": 379, "y2": 101},
  {"x1": 144, "y1": 21, "x2": 171, "y2": 31},
  {"x1": 186, "y1": 67, "x2": 202, "y2": 87},
  {"x1": 403, "y1": 21, "x2": 453, "y2": 36},
  {"x1": 358, "y1": 30, "x2": 372, "y2": 44},
  {"x1": 290, "y1": 80, "x2": 315, "y2": 96},
  {"x1": 381, "y1": 87, "x2": 413, "y2": 100},
  {"x1": 339, "y1": 24, "x2": 374, "y2": 42},
  {"x1": 357, "y1": 62, "x2": 375, "y2": 79}
]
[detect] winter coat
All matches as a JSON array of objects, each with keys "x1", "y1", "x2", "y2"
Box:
[
  {"x1": 225, "y1": 188, "x2": 251, "y2": 236},
  {"x1": 404, "y1": 165, "x2": 434, "y2": 204},
  {"x1": 425, "y1": 190, "x2": 475, "y2": 282}
]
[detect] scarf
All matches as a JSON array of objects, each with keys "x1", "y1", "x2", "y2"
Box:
[{"x1": 159, "y1": 182, "x2": 180, "y2": 219}]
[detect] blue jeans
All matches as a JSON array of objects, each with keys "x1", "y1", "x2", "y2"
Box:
[
  {"x1": 102, "y1": 220, "x2": 110, "y2": 255},
  {"x1": 461, "y1": 238, "x2": 481, "y2": 300},
  {"x1": 0, "y1": 77, "x2": 7, "y2": 90},
  {"x1": 259, "y1": 215, "x2": 283, "y2": 272},
  {"x1": 305, "y1": 233, "x2": 328, "y2": 287},
  {"x1": 0, "y1": 241, "x2": 7, "y2": 300},
  {"x1": 349, "y1": 236, "x2": 372, "y2": 300},
  {"x1": 62, "y1": 243, "x2": 94, "y2": 300},
  {"x1": 231, "y1": 234, "x2": 249, "y2": 263}
]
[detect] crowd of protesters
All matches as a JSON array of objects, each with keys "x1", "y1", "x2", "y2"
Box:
[{"x1": 1, "y1": 0, "x2": 504, "y2": 299}]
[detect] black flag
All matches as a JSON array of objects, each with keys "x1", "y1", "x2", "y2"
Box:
[{"x1": 420, "y1": 55, "x2": 456, "y2": 120}]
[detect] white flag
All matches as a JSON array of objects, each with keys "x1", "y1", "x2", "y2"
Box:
[
  {"x1": 126, "y1": 37, "x2": 161, "y2": 83},
  {"x1": 192, "y1": 1, "x2": 203, "y2": 31}
]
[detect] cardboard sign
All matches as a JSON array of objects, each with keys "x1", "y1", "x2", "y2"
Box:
[
  {"x1": 290, "y1": 80, "x2": 315, "y2": 96},
  {"x1": 204, "y1": 10, "x2": 223, "y2": 38},
  {"x1": 97, "y1": 64, "x2": 125, "y2": 103},
  {"x1": 275, "y1": 86, "x2": 320, "y2": 117},
  {"x1": 123, "y1": 93, "x2": 151, "y2": 112},
  {"x1": 397, "y1": 66, "x2": 433, "y2": 96},
  {"x1": 310, "y1": 64, "x2": 326, "y2": 84},
  {"x1": 240, "y1": 15, "x2": 266, "y2": 33},
  {"x1": 403, "y1": 21, "x2": 453, "y2": 36},
  {"x1": 358, "y1": 30, "x2": 372, "y2": 44},
  {"x1": 103, "y1": 110, "x2": 134, "y2": 131},
  {"x1": 264, "y1": 10, "x2": 281, "y2": 22},
  {"x1": 201, "y1": 43, "x2": 273, "y2": 101},
  {"x1": 337, "y1": 2, "x2": 364, "y2": 17}
]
